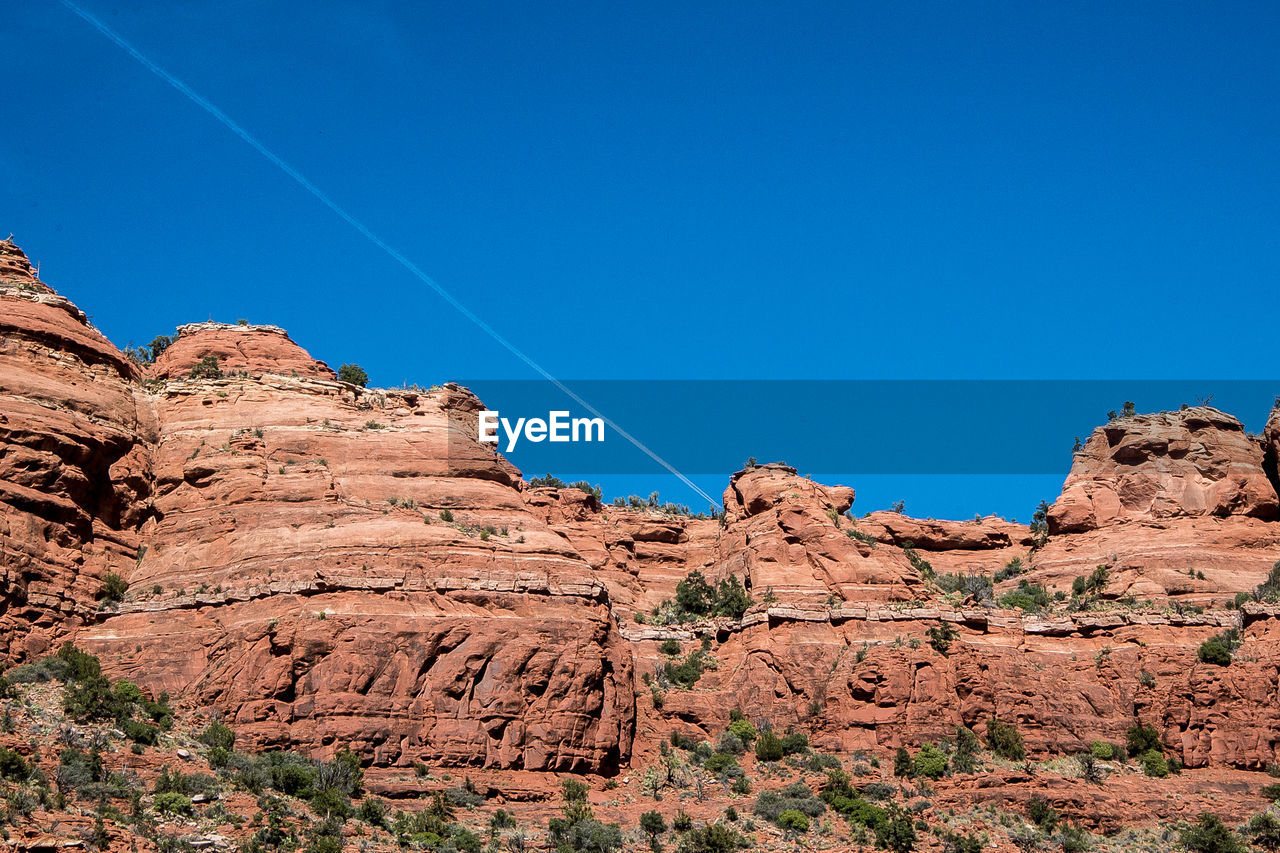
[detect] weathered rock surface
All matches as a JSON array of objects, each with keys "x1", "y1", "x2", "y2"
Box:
[
  {"x1": 1050, "y1": 407, "x2": 1277, "y2": 532},
  {"x1": 634, "y1": 604, "x2": 1280, "y2": 771},
  {"x1": 1034, "y1": 406, "x2": 1280, "y2": 601},
  {"x1": 0, "y1": 239, "x2": 149, "y2": 661},
  {"x1": 4, "y1": 239, "x2": 1280, "y2": 787},
  {"x1": 150, "y1": 321, "x2": 338, "y2": 381},
  {"x1": 86, "y1": 324, "x2": 631, "y2": 772},
  {"x1": 715, "y1": 464, "x2": 925, "y2": 603}
]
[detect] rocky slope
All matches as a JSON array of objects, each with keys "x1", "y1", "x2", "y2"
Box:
[{"x1": 3, "y1": 238, "x2": 1280, "y2": 848}]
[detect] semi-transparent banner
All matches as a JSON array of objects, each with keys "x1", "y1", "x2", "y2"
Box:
[{"x1": 447, "y1": 380, "x2": 1279, "y2": 475}]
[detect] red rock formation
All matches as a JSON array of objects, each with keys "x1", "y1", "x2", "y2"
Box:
[
  {"x1": 0, "y1": 239, "x2": 149, "y2": 661},
  {"x1": 1050, "y1": 407, "x2": 1276, "y2": 532},
  {"x1": 633, "y1": 604, "x2": 1280, "y2": 771},
  {"x1": 86, "y1": 326, "x2": 631, "y2": 772},
  {"x1": 1034, "y1": 407, "x2": 1280, "y2": 603},
  {"x1": 4, "y1": 238, "x2": 1280, "y2": 788},
  {"x1": 715, "y1": 464, "x2": 924, "y2": 603},
  {"x1": 150, "y1": 321, "x2": 338, "y2": 381}
]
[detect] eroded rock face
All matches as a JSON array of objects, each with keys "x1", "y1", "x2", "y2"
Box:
[
  {"x1": 4, "y1": 239, "x2": 1280, "y2": 781},
  {"x1": 1049, "y1": 407, "x2": 1277, "y2": 533},
  {"x1": 716, "y1": 465, "x2": 925, "y2": 603},
  {"x1": 150, "y1": 322, "x2": 338, "y2": 381},
  {"x1": 858, "y1": 511, "x2": 1033, "y2": 551},
  {"x1": 1033, "y1": 407, "x2": 1280, "y2": 603},
  {"x1": 0, "y1": 240, "x2": 149, "y2": 661},
  {"x1": 640, "y1": 610, "x2": 1280, "y2": 771},
  {"x1": 81, "y1": 357, "x2": 631, "y2": 771},
  {"x1": 1265, "y1": 405, "x2": 1280, "y2": 501}
]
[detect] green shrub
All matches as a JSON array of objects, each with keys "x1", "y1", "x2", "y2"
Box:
[
  {"x1": 776, "y1": 809, "x2": 810, "y2": 833},
  {"x1": 805, "y1": 752, "x2": 841, "y2": 772},
  {"x1": 1140, "y1": 749, "x2": 1169, "y2": 778},
  {"x1": 0, "y1": 746, "x2": 30, "y2": 781},
  {"x1": 567, "y1": 481, "x2": 603, "y2": 500},
  {"x1": 670, "y1": 730, "x2": 698, "y2": 751},
  {"x1": 935, "y1": 573, "x2": 993, "y2": 606},
  {"x1": 1126, "y1": 723, "x2": 1161, "y2": 757},
  {"x1": 446, "y1": 782, "x2": 484, "y2": 809},
  {"x1": 1246, "y1": 811, "x2": 1280, "y2": 851},
  {"x1": 995, "y1": 557, "x2": 1024, "y2": 583},
  {"x1": 1030, "y1": 500, "x2": 1050, "y2": 548},
  {"x1": 1255, "y1": 561, "x2": 1280, "y2": 603},
  {"x1": 675, "y1": 570, "x2": 715, "y2": 616},
  {"x1": 912, "y1": 743, "x2": 948, "y2": 779},
  {"x1": 659, "y1": 639, "x2": 681, "y2": 656},
  {"x1": 1198, "y1": 629, "x2": 1241, "y2": 666},
  {"x1": 639, "y1": 810, "x2": 666, "y2": 842},
  {"x1": 779, "y1": 730, "x2": 809, "y2": 755},
  {"x1": 1089, "y1": 740, "x2": 1116, "y2": 760},
  {"x1": 554, "y1": 818, "x2": 623, "y2": 853},
  {"x1": 712, "y1": 575, "x2": 752, "y2": 618},
  {"x1": 56, "y1": 746, "x2": 100, "y2": 795},
  {"x1": 986, "y1": 717, "x2": 1026, "y2": 760},
  {"x1": 122, "y1": 717, "x2": 159, "y2": 744},
  {"x1": 716, "y1": 732, "x2": 746, "y2": 755},
  {"x1": 154, "y1": 792, "x2": 193, "y2": 816},
  {"x1": 355, "y1": 788, "x2": 384, "y2": 824},
  {"x1": 755, "y1": 731, "x2": 784, "y2": 762},
  {"x1": 663, "y1": 649, "x2": 711, "y2": 688},
  {"x1": 999, "y1": 580, "x2": 1050, "y2": 612},
  {"x1": 726, "y1": 717, "x2": 757, "y2": 744},
  {"x1": 5, "y1": 655, "x2": 73, "y2": 684},
  {"x1": 847, "y1": 528, "x2": 879, "y2": 546},
  {"x1": 337, "y1": 363, "x2": 368, "y2": 386},
  {"x1": 1085, "y1": 565, "x2": 1110, "y2": 594},
  {"x1": 57, "y1": 643, "x2": 102, "y2": 681},
  {"x1": 270, "y1": 757, "x2": 319, "y2": 796},
  {"x1": 189, "y1": 355, "x2": 222, "y2": 380},
  {"x1": 1259, "y1": 783, "x2": 1280, "y2": 802},
  {"x1": 753, "y1": 782, "x2": 826, "y2": 824},
  {"x1": 199, "y1": 720, "x2": 235, "y2": 751},
  {"x1": 893, "y1": 747, "x2": 913, "y2": 777},
  {"x1": 149, "y1": 335, "x2": 172, "y2": 360},
  {"x1": 207, "y1": 746, "x2": 230, "y2": 769},
  {"x1": 703, "y1": 752, "x2": 739, "y2": 776},
  {"x1": 678, "y1": 823, "x2": 745, "y2": 853},
  {"x1": 952, "y1": 725, "x2": 981, "y2": 773},
  {"x1": 1028, "y1": 794, "x2": 1058, "y2": 831},
  {"x1": 99, "y1": 572, "x2": 129, "y2": 603},
  {"x1": 1058, "y1": 824, "x2": 1092, "y2": 853},
  {"x1": 876, "y1": 805, "x2": 917, "y2": 853},
  {"x1": 901, "y1": 543, "x2": 934, "y2": 580},
  {"x1": 310, "y1": 786, "x2": 352, "y2": 818},
  {"x1": 1180, "y1": 812, "x2": 1247, "y2": 853},
  {"x1": 926, "y1": 622, "x2": 959, "y2": 655}
]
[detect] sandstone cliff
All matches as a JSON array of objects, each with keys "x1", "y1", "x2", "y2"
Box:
[
  {"x1": 3, "y1": 238, "x2": 1280, "y2": 789},
  {"x1": 1034, "y1": 407, "x2": 1280, "y2": 603}
]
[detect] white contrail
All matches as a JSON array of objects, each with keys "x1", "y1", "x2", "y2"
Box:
[{"x1": 59, "y1": 0, "x2": 721, "y2": 510}]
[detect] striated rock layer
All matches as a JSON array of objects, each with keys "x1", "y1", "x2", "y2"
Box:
[
  {"x1": 3, "y1": 237, "x2": 1280, "y2": 780},
  {"x1": 1034, "y1": 407, "x2": 1280, "y2": 603},
  {"x1": 0, "y1": 239, "x2": 150, "y2": 661}
]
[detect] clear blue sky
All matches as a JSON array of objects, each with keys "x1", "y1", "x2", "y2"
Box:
[{"x1": 3, "y1": 2, "x2": 1278, "y2": 518}]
